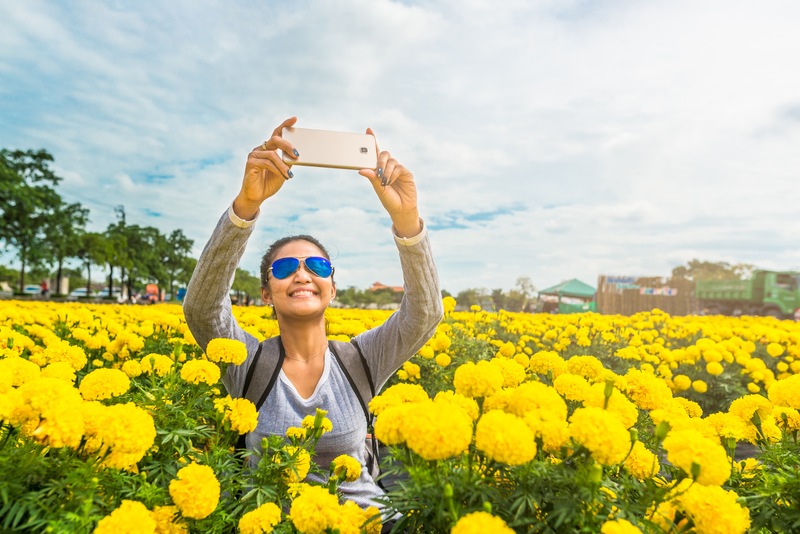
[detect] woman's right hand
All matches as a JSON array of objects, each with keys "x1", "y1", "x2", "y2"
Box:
[{"x1": 233, "y1": 116, "x2": 298, "y2": 220}]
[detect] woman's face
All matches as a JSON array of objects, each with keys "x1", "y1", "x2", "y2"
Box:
[{"x1": 261, "y1": 239, "x2": 335, "y2": 320}]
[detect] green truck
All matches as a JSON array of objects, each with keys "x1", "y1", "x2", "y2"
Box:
[{"x1": 695, "y1": 270, "x2": 800, "y2": 319}]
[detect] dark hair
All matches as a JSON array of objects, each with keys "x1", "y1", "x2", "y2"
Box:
[{"x1": 259, "y1": 235, "x2": 333, "y2": 288}]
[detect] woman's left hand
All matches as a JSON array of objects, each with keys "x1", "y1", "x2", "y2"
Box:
[{"x1": 358, "y1": 128, "x2": 421, "y2": 237}]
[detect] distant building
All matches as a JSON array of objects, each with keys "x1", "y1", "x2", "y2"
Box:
[{"x1": 368, "y1": 282, "x2": 404, "y2": 293}]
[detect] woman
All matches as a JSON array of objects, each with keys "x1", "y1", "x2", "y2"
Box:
[{"x1": 183, "y1": 116, "x2": 443, "y2": 514}]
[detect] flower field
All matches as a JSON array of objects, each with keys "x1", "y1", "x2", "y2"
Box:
[{"x1": 1, "y1": 298, "x2": 800, "y2": 533}]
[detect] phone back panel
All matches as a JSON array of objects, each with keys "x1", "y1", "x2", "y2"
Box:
[{"x1": 281, "y1": 127, "x2": 378, "y2": 170}]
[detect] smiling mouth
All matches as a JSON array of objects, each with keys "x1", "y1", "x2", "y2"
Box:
[{"x1": 290, "y1": 290, "x2": 318, "y2": 297}]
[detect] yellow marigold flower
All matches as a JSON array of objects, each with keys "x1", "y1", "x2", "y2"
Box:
[
  {"x1": 361, "y1": 506, "x2": 383, "y2": 534},
  {"x1": 489, "y1": 356, "x2": 526, "y2": 388},
  {"x1": 399, "y1": 360, "x2": 421, "y2": 382},
  {"x1": 280, "y1": 446, "x2": 311, "y2": 483},
  {"x1": 483, "y1": 387, "x2": 513, "y2": 413},
  {"x1": 552, "y1": 373, "x2": 591, "y2": 402},
  {"x1": 767, "y1": 374, "x2": 800, "y2": 409},
  {"x1": 773, "y1": 406, "x2": 800, "y2": 431},
  {"x1": 600, "y1": 518, "x2": 642, "y2": 534},
  {"x1": 332, "y1": 500, "x2": 370, "y2": 534},
  {"x1": 179, "y1": 359, "x2": 221, "y2": 385},
  {"x1": 430, "y1": 332, "x2": 452, "y2": 352},
  {"x1": 453, "y1": 360, "x2": 503, "y2": 398},
  {"x1": 623, "y1": 441, "x2": 660, "y2": 480},
  {"x1": 662, "y1": 429, "x2": 730, "y2": 485},
  {"x1": 469, "y1": 304, "x2": 481, "y2": 312},
  {"x1": 331, "y1": 454, "x2": 362, "y2": 482},
  {"x1": 238, "y1": 502, "x2": 282, "y2": 534},
  {"x1": 168, "y1": 463, "x2": 220, "y2": 519},
  {"x1": 87, "y1": 402, "x2": 157, "y2": 469},
  {"x1": 735, "y1": 457, "x2": 761, "y2": 479},
  {"x1": 221, "y1": 397, "x2": 258, "y2": 434},
  {"x1": 692, "y1": 379, "x2": 708, "y2": 393},
  {"x1": 671, "y1": 397, "x2": 703, "y2": 418},
  {"x1": 151, "y1": 505, "x2": 188, "y2": 534},
  {"x1": 672, "y1": 375, "x2": 692, "y2": 391},
  {"x1": 498, "y1": 341, "x2": 516, "y2": 358},
  {"x1": 522, "y1": 410, "x2": 569, "y2": 453},
  {"x1": 529, "y1": 350, "x2": 567, "y2": 377},
  {"x1": 766, "y1": 342, "x2": 785, "y2": 357},
  {"x1": 301, "y1": 408, "x2": 333, "y2": 437},
  {"x1": 418, "y1": 345, "x2": 435, "y2": 359},
  {"x1": 703, "y1": 411, "x2": 748, "y2": 442},
  {"x1": 673, "y1": 481, "x2": 751, "y2": 534},
  {"x1": 513, "y1": 352, "x2": 530, "y2": 368},
  {"x1": 569, "y1": 407, "x2": 630, "y2": 466},
  {"x1": 567, "y1": 355, "x2": 606, "y2": 381},
  {"x1": 0, "y1": 356, "x2": 41, "y2": 387},
  {"x1": 746, "y1": 382, "x2": 761, "y2": 393},
  {"x1": 433, "y1": 390, "x2": 480, "y2": 421},
  {"x1": 435, "y1": 353, "x2": 451, "y2": 367},
  {"x1": 183, "y1": 328, "x2": 197, "y2": 345},
  {"x1": 729, "y1": 394, "x2": 773, "y2": 422},
  {"x1": 403, "y1": 400, "x2": 473, "y2": 460},
  {"x1": 451, "y1": 511, "x2": 514, "y2": 534},
  {"x1": 442, "y1": 296, "x2": 457, "y2": 314},
  {"x1": 624, "y1": 369, "x2": 673, "y2": 410},
  {"x1": 41, "y1": 339, "x2": 88, "y2": 371},
  {"x1": 0, "y1": 371, "x2": 11, "y2": 396},
  {"x1": 476, "y1": 410, "x2": 536, "y2": 465},
  {"x1": 79, "y1": 368, "x2": 131, "y2": 400},
  {"x1": 41, "y1": 361, "x2": 77, "y2": 384},
  {"x1": 94, "y1": 500, "x2": 156, "y2": 534},
  {"x1": 140, "y1": 354, "x2": 174, "y2": 376},
  {"x1": 122, "y1": 359, "x2": 143, "y2": 378},
  {"x1": 289, "y1": 485, "x2": 339, "y2": 533},
  {"x1": 368, "y1": 383, "x2": 429, "y2": 416},
  {"x1": 205, "y1": 338, "x2": 247, "y2": 365},
  {"x1": 505, "y1": 381, "x2": 568, "y2": 421},
  {"x1": 582, "y1": 383, "x2": 639, "y2": 429},
  {"x1": 286, "y1": 426, "x2": 307, "y2": 440},
  {"x1": 705, "y1": 361, "x2": 724, "y2": 376},
  {"x1": 373, "y1": 403, "x2": 414, "y2": 445},
  {"x1": 17, "y1": 377, "x2": 84, "y2": 448}
]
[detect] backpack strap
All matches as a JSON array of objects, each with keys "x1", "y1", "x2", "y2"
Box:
[
  {"x1": 330, "y1": 339, "x2": 387, "y2": 488},
  {"x1": 240, "y1": 336, "x2": 284, "y2": 411},
  {"x1": 328, "y1": 339, "x2": 375, "y2": 426}
]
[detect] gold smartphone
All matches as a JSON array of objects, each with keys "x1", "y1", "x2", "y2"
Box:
[{"x1": 281, "y1": 127, "x2": 378, "y2": 170}]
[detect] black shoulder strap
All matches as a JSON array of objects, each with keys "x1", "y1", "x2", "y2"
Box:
[
  {"x1": 240, "y1": 336, "x2": 284, "y2": 411},
  {"x1": 329, "y1": 338, "x2": 375, "y2": 427}
]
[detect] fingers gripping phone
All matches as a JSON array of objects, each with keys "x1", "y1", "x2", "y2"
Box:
[{"x1": 281, "y1": 127, "x2": 378, "y2": 170}]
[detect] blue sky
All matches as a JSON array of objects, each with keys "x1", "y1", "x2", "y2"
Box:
[{"x1": 2, "y1": 0, "x2": 799, "y2": 295}]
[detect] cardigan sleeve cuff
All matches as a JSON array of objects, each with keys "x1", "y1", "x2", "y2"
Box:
[{"x1": 227, "y1": 204, "x2": 259, "y2": 229}]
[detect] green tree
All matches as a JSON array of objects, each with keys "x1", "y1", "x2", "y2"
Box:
[
  {"x1": 232, "y1": 268, "x2": 261, "y2": 304},
  {"x1": 47, "y1": 200, "x2": 90, "y2": 295},
  {"x1": 75, "y1": 232, "x2": 106, "y2": 294},
  {"x1": 455, "y1": 288, "x2": 489, "y2": 309},
  {"x1": 672, "y1": 259, "x2": 756, "y2": 281},
  {"x1": 163, "y1": 229, "x2": 194, "y2": 300},
  {"x1": 124, "y1": 225, "x2": 165, "y2": 295},
  {"x1": 515, "y1": 276, "x2": 536, "y2": 312},
  {"x1": 0, "y1": 149, "x2": 63, "y2": 292}
]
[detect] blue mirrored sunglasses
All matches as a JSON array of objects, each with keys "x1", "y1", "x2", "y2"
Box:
[{"x1": 268, "y1": 256, "x2": 334, "y2": 280}]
